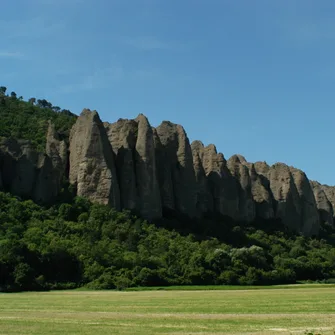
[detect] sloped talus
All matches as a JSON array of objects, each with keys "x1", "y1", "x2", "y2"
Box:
[{"x1": 69, "y1": 109, "x2": 120, "y2": 209}]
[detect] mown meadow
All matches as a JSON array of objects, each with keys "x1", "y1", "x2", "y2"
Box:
[{"x1": 0, "y1": 285, "x2": 334, "y2": 335}]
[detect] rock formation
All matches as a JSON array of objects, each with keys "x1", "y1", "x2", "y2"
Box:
[
  {"x1": 134, "y1": 114, "x2": 161, "y2": 219},
  {"x1": 104, "y1": 118, "x2": 138, "y2": 211},
  {"x1": 227, "y1": 155, "x2": 255, "y2": 222},
  {"x1": 0, "y1": 138, "x2": 61, "y2": 204},
  {"x1": 289, "y1": 167, "x2": 319, "y2": 235},
  {"x1": 247, "y1": 163, "x2": 274, "y2": 220},
  {"x1": 191, "y1": 142, "x2": 239, "y2": 219},
  {"x1": 155, "y1": 121, "x2": 198, "y2": 217},
  {"x1": 310, "y1": 181, "x2": 334, "y2": 227},
  {"x1": 191, "y1": 141, "x2": 213, "y2": 215},
  {"x1": 2, "y1": 107, "x2": 335, "y2": 236},
  {"x1": 69, "y1": 109, "x2": 120, "y2": 209},
  {"x1": 104, "y1": 115, "x2": 161, "y2": 220}
]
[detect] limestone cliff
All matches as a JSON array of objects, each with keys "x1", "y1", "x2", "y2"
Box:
[
  {"x1": 310, "y1": 181, "x2": 334, "y2": 227},
  {"x1": 69, "y1": 109, "x2": 120, "y2": 209},
  {"x1": 155, "y1": 121, "x2": 197, "y2": 217},
  {"x1": 0, "y1": 138, "x2": 62, "y2": 204},
  {"x1": 2, "y1": 108, "x2": 335, "y2": 236}
]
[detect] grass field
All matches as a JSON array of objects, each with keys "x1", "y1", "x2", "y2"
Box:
[{"x1": 0, "y1": 285, "x2": 334, "y2": 335}]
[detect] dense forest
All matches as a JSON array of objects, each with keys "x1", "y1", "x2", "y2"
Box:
[
  {"x1": 1, "y1": 87, "x2": 335, "y2": 292},
  {"x1": 0, "y1": 86, "x2": 76, "y2": 151}
]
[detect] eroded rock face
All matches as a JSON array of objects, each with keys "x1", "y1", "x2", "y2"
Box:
[
  {"x1": 310, "y1": 181, "x2": 334, "y2": 227},
  {"x1": 105, "y1": 119, "x2": 138, "y2": 211},
  {"x1": 0, "y1": 139, "x2": 38, "y2": 198},
  {"x1": 290, "y1": 167, "x2": 319, "y2": 235},
  {"x1": 194, "y1": 143, "x2": 240, "y2": 219},
  {"x1": 191, "y1": 141, "x2": 213, "y2": 214},
  {"x1": 268, "y1": 163, "x2": 301, "y2": 231},
  {"x1": 45, "y1": 121, "x2": 68, "y2": 196},
  {"x1": 134, "y1": 114, "x2": 161, "y2": 219},
  {"x1": 104, "y1": 115, "x2": 162, "y2": 220},
  {"x1": 33, "y1": 154, "x2": 59, "y2": 203},
  {"x1": 2, "y1": 108, "x2": 332, "y2": 237},
  {"x1": 320, "y1": 185, "x2": 335, "y2": 220},
  {"x1": 248, "y1": 163, "x2": 274, "y2": 219},
  {"x1": 267, "y1": 163, "x2": 320, "y2": 234},
  {"x1": 46, "y1": 121, "x2": 68, "y2": 172},
  {"x1": 153, "y1": 127, "x2": 175, "y2": 212},
  {"x1": 0, "y1": 138, "x2": 59, "y2": 203},
  {"x1": 227, "y1": 155, "x2": 255, "y2": 222},
  {"x1": 69, "y1": 109, "x2": 120, "y2": 209},
  {"x1": 155, "y1": 121, "x2": 197, "y2": 217},
  {"x1": 254, "y1": 161, "x2": 270, "y2": 176}
]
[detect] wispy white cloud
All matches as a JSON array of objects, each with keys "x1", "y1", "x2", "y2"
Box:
[{"x1": 0, "y1": 51, "x2": 23, "y2": 58}]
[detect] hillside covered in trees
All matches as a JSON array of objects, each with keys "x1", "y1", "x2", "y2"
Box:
[{"x1": 1, "y1": 87, "x2": 335, "y2": 292}]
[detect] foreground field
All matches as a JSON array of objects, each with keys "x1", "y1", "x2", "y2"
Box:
[{"x1": 0, "y1": 286, "x2": 334, "y2": 335}]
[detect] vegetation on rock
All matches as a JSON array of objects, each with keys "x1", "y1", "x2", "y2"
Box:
[{"x1": 0, "y1": 87, "x2": 76, "y2": 151}]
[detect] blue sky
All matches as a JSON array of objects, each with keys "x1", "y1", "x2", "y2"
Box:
[{"x1": 2, "y1": 0, "x2": 335, "y2": 184}]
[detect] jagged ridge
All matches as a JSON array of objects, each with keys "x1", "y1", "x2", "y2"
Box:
[{"x1": 0, "y1": 108, "x2": 334, "y2": 236}]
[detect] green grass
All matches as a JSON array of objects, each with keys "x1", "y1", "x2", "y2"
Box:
[
  {"x1": 0, "y1": 286, "x2": 334, "y2": 334},
  {"x1": 124, "y1": 283, "x2": 335, "y2": 291}
]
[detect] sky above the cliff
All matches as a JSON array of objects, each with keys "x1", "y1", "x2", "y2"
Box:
[{"x1": 2, "y1": 0, "x2": 335, "y2": 184}]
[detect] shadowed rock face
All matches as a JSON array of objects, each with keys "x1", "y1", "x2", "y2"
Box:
[
  {"x1": 310, "y1": 181, "x2": 334, "y2": 227},
  {"x1": 227, "y1": 155, "x2": 255, "y2": 222},
  {"x1": 155, "y1": 121, "x2": 197, "y2": 217},
  {"x1": 247, "y1": 163, "x2": 274, "y2": 220},
  {"x1": 69, "y1": 109, "x2": 120, "y2": 209},
  {"x1": 320, "y1": 184, "x2": 335, "y2": 220},
  {"x1": 45, "y1": 121, "x2": 68, "y2": 196},
  {"x1": 0, "y1": 139, "x2": 38, "y2": 198},
  {"x1": 290, "y1": 167, "x2": 319, "y2": 236},
  {"x1": 105, "y1": 119, "x2": 138, "y2": 211},
  {"x1": 191, "y1": 141, "x2": 213, "y2": 215},
  {"x1": 134, "y1": 114, "x2": 162, "y2": 220},
  {"x1": 104, "y1": 115, "x2": 161, "y2": 220},
  {"x1": 268, "y1": 163, "x2": 302, "y2": 232},
  {"x1": 191, "y1": 142, "x2": 239, "y2": 219},
  {"x1": 0, "y1": 138, "x2": 61, "y2": 204}
]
